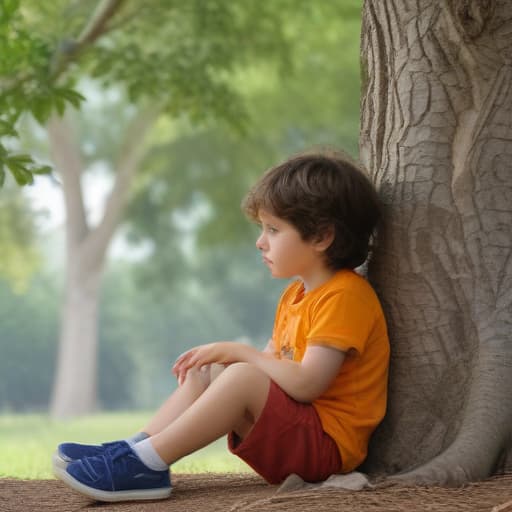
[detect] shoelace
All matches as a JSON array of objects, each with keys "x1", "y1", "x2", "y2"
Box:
[{"x1": 108, "y1": 443, "x2": 133, "y2": 463}]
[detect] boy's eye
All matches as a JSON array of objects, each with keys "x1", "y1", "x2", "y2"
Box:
[{"x1": 267, "y1": 226, "x2": 278, "y2": 234}]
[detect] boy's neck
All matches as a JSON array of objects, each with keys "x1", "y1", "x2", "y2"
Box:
[{"x1": 301, "y1": 266, "x2": 337, "y2": 293}]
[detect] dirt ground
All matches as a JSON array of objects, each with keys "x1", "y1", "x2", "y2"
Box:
[{"x1": 1, "y1": 472, "x2": 512, "y2": 512}]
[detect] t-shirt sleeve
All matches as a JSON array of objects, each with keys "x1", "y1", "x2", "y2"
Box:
[{"x1": 307, "y1": 291, "x2": 375, "y2": 355}]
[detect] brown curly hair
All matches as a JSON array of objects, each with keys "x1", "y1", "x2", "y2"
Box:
[{"x1": 242, "y1": 150, "x2": 382, "y2": 270}]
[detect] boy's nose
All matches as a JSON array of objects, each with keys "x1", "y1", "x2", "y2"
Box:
[{"x1": 256, "y1": 233, "x2": 267, "y2": 251}]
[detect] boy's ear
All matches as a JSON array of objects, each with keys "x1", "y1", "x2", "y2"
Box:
[{"x1": 314, "y1": 225, "x2": 335, "y2": 252}]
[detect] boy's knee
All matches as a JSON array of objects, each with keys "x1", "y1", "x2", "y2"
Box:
[{"x1": 222, "y1": 363, "x2": 271, "y2": 415}]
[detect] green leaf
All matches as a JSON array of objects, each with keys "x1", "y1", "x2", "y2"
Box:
[
  {"x1": 0, "y1": 166, "x2": 5, "y2": 188},
  {"x1": 58, "y1": 88, "x2": 86, "y2": 109},
  {"x1": 6, "y1": 162, "x2": 34, "y2": 186},
  {"x1": 6, "y1": 154, "x2": 33, "y2": 165},
  {"x1": 32, "y1": 165, "x2": 53, "y2": 175},
  {"x1": 31, "y1": 101, "x2": 52, "y2": 125},
  {"x1": 54, "y1": 96, "x2": 66, "y2": 116}
]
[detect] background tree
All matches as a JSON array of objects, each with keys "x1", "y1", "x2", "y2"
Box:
[
  {"x1": 29, "y1": 0, "x2": 294, "y2": 418},
  {"x1": 361, "y1": 0, "x2": 512, "y2": 485}
]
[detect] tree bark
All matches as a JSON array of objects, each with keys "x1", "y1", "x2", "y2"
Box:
[
  {"x1": 361, "y1": 0, "x2": 512, "y2": 485},
  {"x1": 48, "y1": 107, "x2": 158, "y2": 418}
]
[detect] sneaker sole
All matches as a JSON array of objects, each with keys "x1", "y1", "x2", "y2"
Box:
[
  {"x1": 52, "y1": 451, "x2": 69, "y2": 470},
  {"x1": 53, "y1": 465, "x2": 172, "y2": 502}
]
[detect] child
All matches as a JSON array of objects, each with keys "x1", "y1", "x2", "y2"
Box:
[{"x1": 53, "y1": 150, "x2": 390, "y2": 502}]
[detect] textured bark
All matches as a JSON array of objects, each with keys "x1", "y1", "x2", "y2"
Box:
[
  {"x1": 361, "y1": 0, "x2": 512, "y2": 485},
  {"x1": 48, "y1": 107, "x2": 158, "y2": 418}
]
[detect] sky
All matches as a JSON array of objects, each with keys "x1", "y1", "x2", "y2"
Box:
[{"x1": 26, "y1": 162, "x2": 112, "y2": 231}]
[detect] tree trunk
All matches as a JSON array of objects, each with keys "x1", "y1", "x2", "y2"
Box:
[
  {"x1": 50, "y1": 257, "x2": 103, "y2": 416},
  {"x1": 47, "y1": 107, "x2": 158, "y2": 418},
  {"x1": 361, "y1": 0, "x2": 512, "y2": 485}
]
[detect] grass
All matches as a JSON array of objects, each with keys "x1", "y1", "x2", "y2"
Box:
[{"x1": 0, "y1": 412, "x2": 252, "y2": 479}]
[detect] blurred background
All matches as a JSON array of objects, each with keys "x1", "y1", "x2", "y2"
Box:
[{"x1": 0, "y1": 0, "x2": 361, "y2": 476}]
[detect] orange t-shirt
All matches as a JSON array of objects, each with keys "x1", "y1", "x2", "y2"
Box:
[{"x1": 272, "y1": 269, "x2": 390, "y2": 472}]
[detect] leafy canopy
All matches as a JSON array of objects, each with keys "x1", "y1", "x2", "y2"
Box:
[
  {"x1": 0, "y1": 0, "x2": 78, "y2": 185},
  {"x1": 0, "y1": 0, "x2": 297, "y2": 186}
]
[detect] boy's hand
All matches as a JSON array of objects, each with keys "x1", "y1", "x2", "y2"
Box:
[{"x1": 172, "y1": 342, "x2": 252, "y2": 384}]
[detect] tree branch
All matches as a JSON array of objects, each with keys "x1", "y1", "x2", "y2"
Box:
[
  {"x1": 76, "y1": 0, "x2": 126, "y2": 47},
  {"x1": 51, "y1": 0, "x2": 127, "y2": 78},
  {"x1": 82, "y1": 104, "x2": 161, "y2": 269},
  {"x1": 46, "y1": 114, "x2": 89, "y2": 250}
]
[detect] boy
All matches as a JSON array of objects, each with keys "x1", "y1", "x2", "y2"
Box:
[{"x1": 53, "y1": 151, "x2": 390, "y2": 502}]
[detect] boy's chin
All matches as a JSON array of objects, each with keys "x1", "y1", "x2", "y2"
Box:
[{"x1": 270, "y1": 269, "x2": 293, "y2": 280}]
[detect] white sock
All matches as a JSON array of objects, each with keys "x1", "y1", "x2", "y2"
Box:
[
  {"x1": 132, "y1": 438, "x2": 169, "y2": 471},
  {"x1": 125, "y1": 431, "x2": 149, "y2": 447}
]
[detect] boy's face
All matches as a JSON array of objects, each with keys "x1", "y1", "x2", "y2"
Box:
[{"x1": 256, "y1": 210, "x2": 333, "y2": 289}]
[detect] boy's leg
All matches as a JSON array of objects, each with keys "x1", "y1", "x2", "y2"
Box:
[
  {"x1": 54, "y1": 363, "x2": 226, "y2": 468},
  {"x1": 149, "y1": 362, "x2": 270, "y2": 464},
  {"x1": 54, "y1": 363, "x2": 270, "y2": 502},
  {"x1": 142, "y1": 364, "x2": 225, "y2": 435}
]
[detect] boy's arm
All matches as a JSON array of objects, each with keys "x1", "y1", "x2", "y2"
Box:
[
  {"x1": 173, "y1": 342, "x2": 345, "y2": 403},
  {"x1": 246, "y1": 344, "x2": 345, "y2": 403}
]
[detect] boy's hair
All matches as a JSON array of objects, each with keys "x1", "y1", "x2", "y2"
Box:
[{"x1": 242, "y1": 150, "x2": 382, "y2": 270}]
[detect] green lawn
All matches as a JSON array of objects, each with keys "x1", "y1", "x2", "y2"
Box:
[{"x1": 0, "y1": 412, "x2": 252, "y2": 479}]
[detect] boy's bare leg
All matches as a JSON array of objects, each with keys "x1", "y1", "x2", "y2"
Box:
[
  {"x1": 141, "y1": 364, "x2": 225, "y2": 436},
  {"x1": 150, "y1": 362, "x2": 271, "y2": 464}
]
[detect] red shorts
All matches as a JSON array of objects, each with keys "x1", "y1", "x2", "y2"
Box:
[{"x1": 227, "y1": 381, "x2": 342, "y2": 484}]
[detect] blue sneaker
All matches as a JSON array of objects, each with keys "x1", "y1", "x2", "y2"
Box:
[
  {"x1": 53, "y1": 440, "x2": 127, "y2": 469},
  {"x1": 53, "y1": 441, "x2": 172, "y2": 502}
]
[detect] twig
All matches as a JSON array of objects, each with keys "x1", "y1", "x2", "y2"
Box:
[{"x1": 50, "y1": 0, "x2": 127, "y2": 79}]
